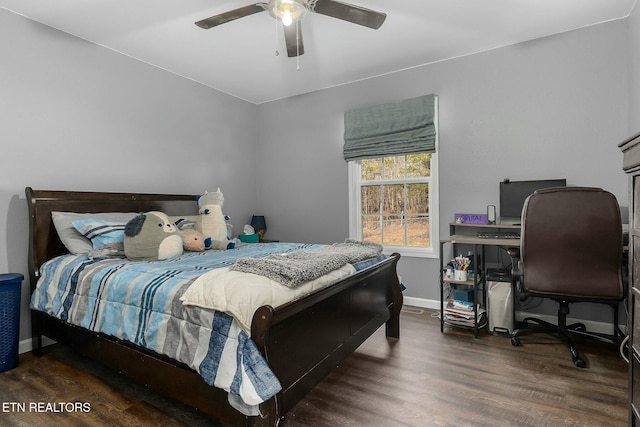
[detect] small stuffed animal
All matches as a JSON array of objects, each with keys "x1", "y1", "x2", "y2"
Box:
[
  {"x1": 124, "y1": 211, "x2": 183, "y2": 261},
  {"x1": 173, "y1": 214, "x2": 234, "y2": 251},
  {"x1": 174, "y1": 218, "x2": 210, "y2": 252},
  {"x1": 197, "y1": 188, "x2": 228, "y2": 243},
  {"x1": 179, "y1": 228, "x2": 208, "y2": 252}
]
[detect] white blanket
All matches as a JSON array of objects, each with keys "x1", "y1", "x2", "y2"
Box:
[{"x1": 180, "y1": 263, "x2": 356, "y2": 331}]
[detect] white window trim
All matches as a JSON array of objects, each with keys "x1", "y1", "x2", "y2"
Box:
[{"x1": 348, "y1": 152, "x2": 439, "y2": 259}]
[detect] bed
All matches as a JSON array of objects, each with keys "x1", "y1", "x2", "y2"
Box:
[{"x1": 25, "y1": 187, "x2": 403, "y2": 427}]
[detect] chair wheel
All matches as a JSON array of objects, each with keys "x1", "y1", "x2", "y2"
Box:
[
  {"x1": 574, "y1": 358, "x2": 586, "y2": 368},
  {"x1": 574, "y1": 323, "x2": 587, "y2": 332},
  {"x1": 511, "y1": 337, "x2": 521, "y2": 346}
]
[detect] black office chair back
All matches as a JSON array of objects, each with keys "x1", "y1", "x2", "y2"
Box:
[{"x1": 520, "y1": 186, "x2": 623, "y2": 300}]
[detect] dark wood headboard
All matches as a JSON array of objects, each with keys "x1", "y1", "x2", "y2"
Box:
[{"x1": 25, "y1": 187, "x2": 199, "y2": 289}]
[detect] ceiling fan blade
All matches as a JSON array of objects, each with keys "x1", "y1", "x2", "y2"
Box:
[
  {"x1": 311, "y1": 0, "x2": 386, "y2": 29},
  {"x1": 283, "y1": 22, "x2": 305, "y2": 57},
  {"x1": 195, "y1": 3, "x2": 268, "y2": 29}
]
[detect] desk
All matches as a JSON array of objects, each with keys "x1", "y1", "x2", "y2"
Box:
[
  {"x1": 449, "y1": 234, "x2": 520, "y2": 247},
  {"x1": 441, "y1": 222, "x2": 627, "y2": 338},
  {"x1": 449, "y1": 222, "x2": 521, "y2": 270},
  {"x1": 449, "y1": 221, "x2": 521, "y2": 236},
  {"x1": 439, "y1": 227, "x2": 521, "y2": 337}
]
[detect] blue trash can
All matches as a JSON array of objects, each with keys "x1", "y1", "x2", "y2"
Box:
[{"x1": 0, "y1": 273, "x2": 23, "y2": 372}]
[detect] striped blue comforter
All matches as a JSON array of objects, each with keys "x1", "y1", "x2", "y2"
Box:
[{"x1": 30, "y1": 242, "x2": 323, "y2": 415}]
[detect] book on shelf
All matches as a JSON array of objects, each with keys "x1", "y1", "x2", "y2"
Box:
[
  {"x1": 444, "y1": 300, "x2": 485, "y2": 316},
  {"x1": 443, "y1": 300, "x2": 486, "y2": 326},
  {"x1": 451, "y1": 299, "x2": 473, "y2": 310},
  {"x1": 443, "y1": 315, "x2": 484, "y2": 327},
  {"x1": 443, "y1": 313, "x2": 487, "y2": 326}
]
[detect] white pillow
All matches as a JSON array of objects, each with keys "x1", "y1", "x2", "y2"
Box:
[{"x1": 52, "y1": 212, "x2": 137, "y2": 254}]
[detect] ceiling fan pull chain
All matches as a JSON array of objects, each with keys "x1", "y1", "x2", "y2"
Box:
[
  {"x1": 274, "y1": 5, "x2": 280, "y2": 56},
  {"x1": 296, "y1": 20, "x2": 301, "y2": 70}
]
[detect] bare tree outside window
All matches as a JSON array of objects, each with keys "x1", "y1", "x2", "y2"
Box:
[{"x1": 360, "y1": 154, "x2": 431, "y2": 247}]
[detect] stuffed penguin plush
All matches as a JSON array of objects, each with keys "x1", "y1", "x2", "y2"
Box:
[{"x1": 124, "y1": 211, "x2": 183, "y2": 261}]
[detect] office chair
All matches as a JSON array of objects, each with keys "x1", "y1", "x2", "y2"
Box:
[{"x1": 509, "y1": 186, "x2": 625, "y2": 368}]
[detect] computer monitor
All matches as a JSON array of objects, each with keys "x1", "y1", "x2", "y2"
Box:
[{"x1": 499, "y1": 179, "x2": 567, "y2": 222}]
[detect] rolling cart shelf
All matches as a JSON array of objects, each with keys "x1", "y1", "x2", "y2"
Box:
[
  {"x1": 440, "y1": 228, "x2": 520, "y2": 338},
  {"x1": 439, "y1": 239, "x2": 486, "y2": 337},
  {"x1": 443, "y1": 278, "x2": 475, "y2": 286},
  {"x1": 442, "y1": 318, "x2": 488, "y2": 329}
]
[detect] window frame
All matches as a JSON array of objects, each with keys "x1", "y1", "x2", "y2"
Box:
[{"x1": 348, "y1": 152, "x2": 439, "y2": 259}]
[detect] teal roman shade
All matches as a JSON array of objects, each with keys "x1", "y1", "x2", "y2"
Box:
[{"x1": 343, "y1": 94, "x2": 437, "y2": 161}]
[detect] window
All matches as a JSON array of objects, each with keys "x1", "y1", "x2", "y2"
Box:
[
  {"x1": 343, "y1": 94, "x2": 438, "y2": 257},
  {"x1": 349, "y1": 152, "x2": 439, "y2": 258}
]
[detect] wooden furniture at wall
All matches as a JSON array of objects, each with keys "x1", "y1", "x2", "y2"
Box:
[{"x1": 619, "y1": 130, "x2": 640, "y2": 425}]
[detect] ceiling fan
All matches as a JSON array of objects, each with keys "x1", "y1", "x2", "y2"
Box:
[{"x1": 195, "y1": 0, "x2": 386, "y2": 58}]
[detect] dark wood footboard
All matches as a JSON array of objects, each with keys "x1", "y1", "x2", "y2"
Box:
[
  {"x1": 26, "y1": 187, "x2": 402, "y2": 427},
  {"x1": 251, "y1": 252, "x2": 402, "y2": 424}
]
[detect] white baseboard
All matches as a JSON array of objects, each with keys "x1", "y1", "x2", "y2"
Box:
[
  {"x1": 403, "y1": 296, "x2": 440, "y2": 310},
  {"x1": 18, "y1": 337, "x2": 56, "y2": 354},
  {"x1": 404, "y1": 297, "x2": 626, "y2": 336}
]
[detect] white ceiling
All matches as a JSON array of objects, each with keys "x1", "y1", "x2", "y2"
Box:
[{"x1": 1, "y1": 0, "x2": 636, "y2": 104}]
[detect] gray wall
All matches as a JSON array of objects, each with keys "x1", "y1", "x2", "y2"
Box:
[
  {"x1": 2, "y1": 6, "x2": 638, "y2": 344},
  {"x1": 630, "y1": 2, "x2": 640, "y2": 133},
  {"x1": 256, "y1": 20, "x2": 630, "y2": 313},
  {"x1": 0, "y1": 9, "x2": 259, "y2": 343}
]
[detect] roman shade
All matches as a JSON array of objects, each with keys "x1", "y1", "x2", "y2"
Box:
[{"x1": 343, "y1": 94, "x2": 437, "y2": 161}]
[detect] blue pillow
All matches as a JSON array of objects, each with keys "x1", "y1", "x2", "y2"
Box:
[{"x1": 72, "y1": 219, "x2": 127, "y2": 249}]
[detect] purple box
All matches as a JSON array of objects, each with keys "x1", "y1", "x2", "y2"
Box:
[{"x1": 454, "y1": 213, "x2": 488, "y2": 224}]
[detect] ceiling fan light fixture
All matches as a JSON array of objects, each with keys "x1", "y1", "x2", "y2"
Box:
[
  {"x1": 268, "y1": 0, "x2": 305, "y2": 26},
  {"x1": 282, "y1": 10, "x2": 293, "y2": 26}
]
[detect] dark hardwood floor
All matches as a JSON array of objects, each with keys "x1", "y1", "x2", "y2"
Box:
[{"x1": 0, "y1": 308, "x2": 628, "y2": 427}]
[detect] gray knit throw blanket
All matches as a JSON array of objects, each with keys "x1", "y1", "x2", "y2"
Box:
[{"x1": 231, "y1": 240, "x2": 383, "y2": 288}]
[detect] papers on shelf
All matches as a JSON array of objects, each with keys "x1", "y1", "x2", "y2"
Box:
[{"x1": 443, "y1": 300, "x2": 486, "y2": 327}]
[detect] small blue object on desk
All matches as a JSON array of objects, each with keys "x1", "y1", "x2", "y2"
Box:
[{"x1": 0, "y1": 273, "x2": 24, "y2": 372}]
